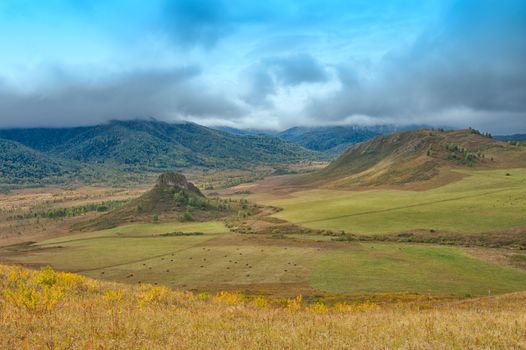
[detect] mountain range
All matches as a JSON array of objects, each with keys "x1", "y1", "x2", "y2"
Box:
[
  {"x1": 0, "y1": 120, "x2": 318, "y2": 185},
  {"x1": 216, "y1": 124, "x2": 437, "y2": 154}
]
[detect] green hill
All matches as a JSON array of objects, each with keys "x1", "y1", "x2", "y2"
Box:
[
  {"x1": 294, "y1": 128, "x2": 526, "y2": 189},
  {"x1": 0, "y1": 120, "x2": 320, "y2": 185},
  {"x1": 0, "y1": 138, "x2": 73, "y2": 185}
]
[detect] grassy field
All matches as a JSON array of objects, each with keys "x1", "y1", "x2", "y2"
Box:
[
  {"x1": 6, "y1": 221, "x2": 526, "y2": 296},
  {"x1": 256, "y1": 169, "x2": 526, "y2": 234},
  {"x1": 311, "y1": 243, "x2": 526, "y2": 295},
  {"x1": 2, "y1": 264, "x2": 526, "y2": 349}
]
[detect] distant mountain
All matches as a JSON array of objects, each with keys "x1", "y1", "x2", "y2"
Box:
[
  {"x1": 213, "y1": 126, "x2": 277, "y2": 136},
  {"x1": 278, "y1": 124, "x2": 441, "y2": 154},
  {"x1": 277, "y1": 126, "x2": 382, "y2": 153},
  {"x1": 496, "y1": 134, "x2": 526, "y2": 142},
  {"x1": 218, "y1": 124, "x2": 433, "y2": 154},
  {"x1": 0, "y1": 120, "x2": 320, "y2": 185},
  {"x1": 293, "y1": 128, "x2": 526, "y2": 189}
]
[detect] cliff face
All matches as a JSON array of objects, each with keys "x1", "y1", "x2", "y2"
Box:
[{"x1": 155, "y1": 172, "x2": 204, "y2": 197}]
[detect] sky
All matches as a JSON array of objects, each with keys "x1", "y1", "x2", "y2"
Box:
[{"x1": 0, "y1": 0, "x2": 525, "y2": 133}]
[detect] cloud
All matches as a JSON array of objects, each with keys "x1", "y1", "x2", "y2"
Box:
[
  {"x1": 0, "y1": 66, "x2": 245, "y2": 128},
  {"x1": 242, "y1": 53, "x2": 330, "y2": 106},
  {"x1": 304, "y1": 0, "x2": 526, "y2": 133}
]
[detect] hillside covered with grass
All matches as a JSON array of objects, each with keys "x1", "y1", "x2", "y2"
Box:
[
  {"x1": 294, "y1": 128, "x2": 526, "y2": 189},
  {"x1": 1, "y1": 264, "x2": 526, "y2": 349}
]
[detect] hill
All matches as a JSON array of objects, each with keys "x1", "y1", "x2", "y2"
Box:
[
  {"x1": 0, "y1": 138, "x2": 73, "y2": 185},
  {"x1": 294, "y1": 128, "x2": 526, "y2": 189},
  {"x1": 277, "y1": 126, "x2": 382, "y2": 153},
  {"x1": 76, "y1": 172, "x2": 232, "y2": 230},
  {"x1": 0, "y1": 120, "x2": 320, "y2": 185}
]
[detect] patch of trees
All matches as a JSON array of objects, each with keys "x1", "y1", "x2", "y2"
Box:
[
  {"x1": 11, "y1": 200, "x2": 128, "y2": 220},
  {"x1": 443, "y1": 143, "x2": 484, "y2": 166}
]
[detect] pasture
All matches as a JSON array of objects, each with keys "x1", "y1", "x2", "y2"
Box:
[
  {"x1": 5, "y1": 220, "x2": 526, "y2": 296},
  {"x1": 255, "y1": 169, "x2": 526, "y2": 234}
]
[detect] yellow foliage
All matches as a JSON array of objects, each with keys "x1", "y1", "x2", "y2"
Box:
[
  {"x1": 286, "y1": 295, "x2": 303, "y2": 312},
  {"x1": 252, "y1": 296, "x2": 268, "y2": 308},
  {"x1": 103, "y1": 289, "x2": 123, "y2": 302},
  {"x1": 333, "y1": 301, "x2": 380, "y2": 313},
  {"x1": 136, "y1": 285, "x2": 169, "y2": 307},
  {"x1": 306, "y1": 302, "x2": 328, "y2": 314},
  {"x1": 213, "y1": 291, "x2": 244, "y2": 305},
  {"x1": 3, "y1": 284, "x2": 64, "y2": 313}
]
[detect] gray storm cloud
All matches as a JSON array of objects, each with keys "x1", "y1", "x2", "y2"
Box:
[
  {"x1": 0, "y1": 67, "x2": 245, "y2": 128},
  {"x1": 304, "y1": 0, "x2": 526, "y2": 133}
]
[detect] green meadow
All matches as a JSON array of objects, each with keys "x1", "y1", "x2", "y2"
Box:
[
  {"x1": 7, "y1": 222, "x2": 526, "y2": 296},
  {"x1": 311, "y1": 243, "x2": 526, "y2": 295},
  {"x1": 258, "y1": 169, "x2": 526, "y2": 234}
]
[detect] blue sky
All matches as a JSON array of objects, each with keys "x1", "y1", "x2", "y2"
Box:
[{"x1": 0, "y1": 0, "x2": 525, "y2": 133}]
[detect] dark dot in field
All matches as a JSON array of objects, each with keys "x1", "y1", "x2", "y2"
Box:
[
  {"x1": 249, "y1": 266, "x2": 252, "y2": 269},
  {"x1": 224, "y1": 255, "x2": 227, "y2": 257},
  {"x1": 239, "y1": 253, "x2": 242, "y2": 256},
  {"x1": 227, "y1": 267, "x2": 230, "y2": 270},
  {"x1": 171, "y1": 259, "x2": 173, "y2": 262},
  {"x1": 245, "y1": 263, "x2": 249, "y2": 266},
  {"x1": 154, "y1": 283, "x2": 158, "y2": 285},
  {"x1": 166, "y1": 269, "x2": 170, "y2": 272},
  {"x1": 229, "y1": 260, "x2": 232, "y2": 262},
  {"x1": 246, "y1": 274, "x2": 250, "y2": 277},
  {"x1": 284, "y1": 269, "x2": 288, "y2": 272},
  {"x1": 189, "y1": 257, "x2": 193, "y2": 260},
  {"x1": 234, "y1": 262, "x2": 238, "y2": 264},
  {"x1": 293, "y1": 264, "x2": 297, "y2": 266},
  {"x1": 138, "y1": 281, "x2": 141, "y2": 284},
  {"x1": 200, "y1": 265, "x2": 204, "y2": 268},
  {"x1": 143, "y1": 263, "x2": 146, "y2": 266},
  {"x1": 161, "y1": 258, "x2": 164, "y2": 260},
  {"x1": 288, "y1": 262, "x2": 291, "y2": 265},
  {"x1": 100, "y1": 272, "x2": 104, "y2": 274},
  {"x1": 171, "y1": 253, "x2": 174, "y2": 256},
  {"x1": 149, "y1": 267, "x2": 152, "y2": 270}
]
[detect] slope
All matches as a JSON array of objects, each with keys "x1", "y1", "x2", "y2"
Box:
[
  {"x1": 0, "y1": 137, "x2": 72, "y2": 184},
  {"x1": 294, "y1": 128, "x2": 526, "y2": 189}
]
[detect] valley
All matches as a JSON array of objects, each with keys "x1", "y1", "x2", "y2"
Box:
[
  {"x1": 3, "y1": 130, "x2": 526, "y2": 300},
  {"x1": 2, "y1": 128, "x2": 526, "y2": 349}
]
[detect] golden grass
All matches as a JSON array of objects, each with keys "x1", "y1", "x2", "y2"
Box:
[{"x1": 1, "y1": 264, "x2": 526, "y2": 349}]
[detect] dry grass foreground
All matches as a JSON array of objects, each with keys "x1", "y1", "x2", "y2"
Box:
[{"x1": 1, "y1": 264, "x2": 526, "y2": 349}]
